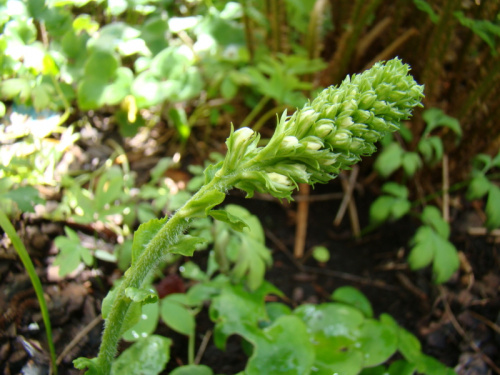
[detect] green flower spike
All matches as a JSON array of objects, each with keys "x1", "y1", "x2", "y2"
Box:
[
  {"x1": 78, "y1": 58, "x2": 424, "y2": 375},
  {"x1": 220, "y1": 58, "x2": 424, "y2": 199}
]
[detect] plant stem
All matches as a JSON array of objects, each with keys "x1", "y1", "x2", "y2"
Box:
[
  {"x1": 95, "y1": 174, "x2": 237, "y2": 374},
  {"x1": 188, "y1": 333, "x2": 195, "y2": 365},
  {"x1": 0, "y1": 211, "x2": 58, "y2": 375}
]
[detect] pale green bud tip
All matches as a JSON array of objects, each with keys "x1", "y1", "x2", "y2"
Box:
[
  {"x1": 282, "y1": 136, "x2": 299, "y2": 148},
  {"x1": 233, "y1": 127, "x2": 255, "y2": 145},
  {"x1": 267, "y1": 172, "x2": 292, "y2": 186}
]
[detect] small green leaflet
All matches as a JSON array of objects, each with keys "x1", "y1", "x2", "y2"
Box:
[
  {"x1": 131, "y1": 216, "x2": 168, "y2": 265},
  {"x1": 208, "y1": 209, "x2": 249, "y2": 232}
]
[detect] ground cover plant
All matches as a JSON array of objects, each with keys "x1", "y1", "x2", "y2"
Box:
[{"x1": 1, "y1": 1, "x2": 500, "y2": 374}]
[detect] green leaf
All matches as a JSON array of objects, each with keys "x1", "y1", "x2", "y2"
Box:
[
  {"x1": 169, "y1": 235, "x2": 206, "y2": 257},
  {"x1": 418, "y1": 136, "x2": 443, "y2": 165},
  {"x1": 413, "y1": 0, "x2": 439, "y2": 23},
  {"x1": 485, "y1": 185, "x2": 500, "y2": 230},
  {"x1": 77, "y1": 77, "x2": 106, "y2": 110},
  {"x1": 84, "y1": 50, "x2": 119, "y2": 81},
  {"x1": 295, "y1": 303, "x2": 365, "y2": 375},
  {"x1": 111, "y1": 335, "x2": 171, "y2": 375},
  {"x1": 73, "y1": 357, "x2": 102, "y2": 374},
  {"x1": 408, "y1": 226, "x2": 435, "y2": 270},
  {"x1": 160, "y1": 298, "x2": 195, "y2": 336},
  {"x1": 180, "y1": 261, "x2": 208, "y2": 281},
  {"x1": 370, "y1": 196, "x2": 394, "y2": 224},
  {"x1": 387, "y1": 360, "x2": 417, "y2": 375},
  {"x1": 0, "y1": 78, "x2": 32, "y2": 100},
  {"x1": 183, "y1": 190, "x2": 225, "y2": 218},
  {"x1": 209, "y1": 209, "x2": 249, "y2": 232},
  {"x1": 421, "y1": 206, "x2": 449, "y2": 238},
  {"x1": 374, "y1": 142, "x2": 404, "y2": 178},
  {"x1": 402, "y1": 151, "x2": 422, "y2": 177},
  {"x1": 169, "y1": 365, "x2": 214, "y2": 375},
  {"x1": 331, "y1": 286, "x2": 373, "y2": 318},
  {"x1": 408, "y1": 225, "x2": 459, "y2": 284},
  {"x1": 122, "y1": 300, "x2": 160, "y2": 341},
  {"x1": 357, "y1": 319, "x2": 398, "y2": 367},
  {"x1": 265, "y1": 302, "x2": 292, "y2": 323},
  {"x1": 125, "y1": 287, "x2": 158, "y2": 304},
  {"x1": 3, "y1": 186, "x2": 44, "y2": 212},
  {"x1": 455, "y1": 11, "x2": 500, "y2": 56},
  {"x1": 382, "y1": 182, "x2": 409, "y2": 199},
  {"x1": 102, "y1": 67, "x2": 133, "y2": 105},
  {"x1": 209, "y1": 282, "x2": 281, "y2": 349},
  {"x1": 466, "y1": 174, "x2": 491, "y2": 200},
  {"x1": 312, "y1": 246, "x2": 330, "y2": 263},
  {"x1": 131, "y1": 216, "x2": 168, "y2": 265},
  {"x1": 422, "y1": 108, "x2": 462, "y2": 139},
  {"x1": 244, "y1": 315, "x2": 315, "y2": 375}
]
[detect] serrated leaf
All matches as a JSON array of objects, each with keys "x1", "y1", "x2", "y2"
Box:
[
  {"x1": 209, "y1": 209, "x2": 249, "y2": 232},
  {"x1": 111, "y1": 335, "x2": 171, "y2": 375},
  {"x1": 331, "y1": 286, "x2": 373, "y2": 318},
  {"x1": 169, "y1": 235, "x2": 205, "y2": 257},
  {"x1": 132, "y1": 216, "x2": 168, "y2": 265},
  {"x1": 160, "y1": 298, "x2": 195, "y2": 336},
  {"x1": 183, "y1": 190, "x2": 225, "y2": 218},
  {"x1": 485, "y1": 185, "x2": 500, "y2": 230},
  {"x1": 125, "y1": 287, "x2": 158, "y2": 304}
]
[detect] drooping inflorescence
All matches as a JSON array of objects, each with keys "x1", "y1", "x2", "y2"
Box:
[{"x1": 221, "y1": 58, "x2": 424, "y2": 199}]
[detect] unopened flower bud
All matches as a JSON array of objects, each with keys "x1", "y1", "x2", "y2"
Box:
[
  {"x1": 233, "y1": 127, "x2": 255, "y2": 146},
  {"x1": 267, "y1": 172, "x2": 292, "y2": 186},
  {"x1": 306, "y1": 141, "x2": 322, "y2": 150},
  {"x1": 282, "y1": 136, "x2": 299, "y2": 150}
]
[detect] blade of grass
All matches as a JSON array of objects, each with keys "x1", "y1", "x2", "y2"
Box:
[{"x1": 0, "y1": 211, "x2": 58, "y2": 375}]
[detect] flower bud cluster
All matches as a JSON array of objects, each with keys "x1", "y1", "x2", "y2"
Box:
[{"x1": 225, "y1": 58, "x2": 424, "y2": 199}]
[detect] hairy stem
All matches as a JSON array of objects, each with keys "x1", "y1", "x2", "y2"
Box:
[{"x1": 94, "y1": 174, "x2": 237, "y2": 374}]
